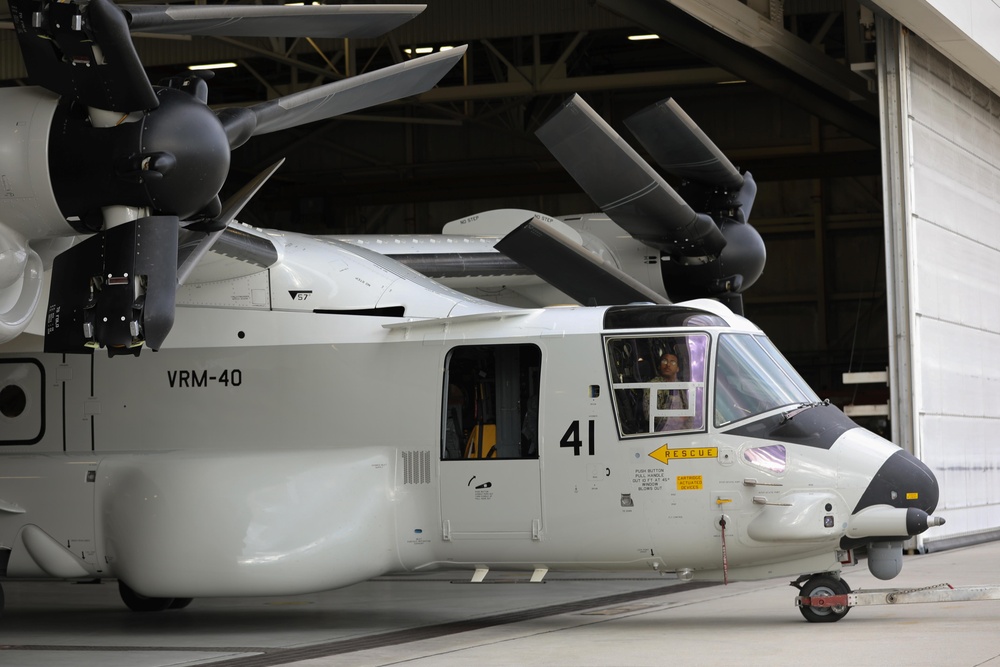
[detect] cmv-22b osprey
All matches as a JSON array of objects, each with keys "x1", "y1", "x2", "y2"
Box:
[{"x1": 0, "y1": 0, "x2": 942, "y2": 623}]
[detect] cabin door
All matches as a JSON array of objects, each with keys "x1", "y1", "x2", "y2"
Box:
[{"x1": 439, "y1": 343, "x2": 543, "y2": 539}]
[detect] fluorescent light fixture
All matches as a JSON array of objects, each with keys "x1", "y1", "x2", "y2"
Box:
[
  {"x1": 717, "y1": 79, "x2": 747, "y2": 85},
  {"x1": 188, "y1": 62, "x2": 237, "y2": 71},
  {"x1": 627, "y1": 34, "x2": 659, "y2": 41},
  {"x1": 405, "y1": 46, "x2": 453, "y2": 55}
]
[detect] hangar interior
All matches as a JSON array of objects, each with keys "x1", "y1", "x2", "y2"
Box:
[{"x1": 0, "y1": 0, "x2": 996, "y2": 548}]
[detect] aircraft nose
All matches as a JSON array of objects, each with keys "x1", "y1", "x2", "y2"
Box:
[
  {"x1": 854, "y1": 448, "x2": 939, "y2": 514},
  {"x1": 844, "y1": 449, "x2": 943, "y2": 545}
]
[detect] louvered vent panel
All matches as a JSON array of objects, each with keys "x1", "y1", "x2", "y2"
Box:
[{"x1": 402, "y1": 450, "x2": 432, "y2": 485}]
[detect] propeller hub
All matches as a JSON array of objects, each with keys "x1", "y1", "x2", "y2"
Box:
[
  {"x1": 136, "y1": 87, "x2": 231, "y2": 219},
  {"x1": 48, "y1": 88, "x2": 231, "y2": 226}
]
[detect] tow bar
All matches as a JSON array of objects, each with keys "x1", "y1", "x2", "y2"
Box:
[{"x1": 797, "y1": 583, "x2": 1000, "y2": 611}]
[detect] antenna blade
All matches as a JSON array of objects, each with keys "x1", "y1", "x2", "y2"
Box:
[
  {"x1": 625, "y1": 98, "x2": 744, "y2": 189},
  {"x1": 221, "y1": 46, "x2": 466, "y2": 146},
  {"x1": 124, "y1": 4, "x2": 424, "y2": 38},
  {"x1": 494, "y1": 217, "x2": 670, "y2": 306},
  {"x1": 536, "y1": 95, "x2": 726, "y2": 257}
]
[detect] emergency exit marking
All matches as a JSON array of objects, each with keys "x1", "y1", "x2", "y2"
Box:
[
  {"x1": 677, "y1": 475, "x2": 703, "y2": 491},
  {"x1": 648, "y1": 445, "x2": 718, "y2": 465}
]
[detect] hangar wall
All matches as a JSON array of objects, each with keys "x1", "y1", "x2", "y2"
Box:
[{"x1": 880, "y1": 20, "x2": 1000, "y2": 549}]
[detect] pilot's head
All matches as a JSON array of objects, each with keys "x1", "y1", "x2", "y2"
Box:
[{"x1": 657, "y1": 352, "x2": 679, "y2": 381}]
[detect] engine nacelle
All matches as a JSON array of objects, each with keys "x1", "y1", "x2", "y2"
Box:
[{"x1": 0, "y1": 88, "x2": 71, "y2": 241}]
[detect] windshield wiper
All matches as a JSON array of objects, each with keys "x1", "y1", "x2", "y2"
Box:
[{"x1": 779, "y1": 398, "x2": 830, "y2": 424}]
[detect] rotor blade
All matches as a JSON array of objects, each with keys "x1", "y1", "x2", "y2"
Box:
[
  {"x1": 624, "y1": 98, "x2": 744, "y2": 189},
  {"x1": 219, "y1": 46, "x2": 467, "y2": 149},
  {"x1": 494, "y1": 217, "x2": 670, "y2": 307},
  {"x1": 177, "y1": 159, "x2": 285, "y2": 285},
  {"x1": 9, "y1": 0, "x2": 157, "y2": 111},
  {"x1": 123, "y1": 4, "x2": 424, "y2": 38},
  {"x1": 536, "y1": 94, "x2": 726, "y2": 258},
  {"x1": 45, "y1": 216, "x2": 179, "y2": 354}
]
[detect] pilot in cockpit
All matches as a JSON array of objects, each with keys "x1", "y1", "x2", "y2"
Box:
[{"x1": 645, "y1": 350, "x2": 694, "y2": 431}]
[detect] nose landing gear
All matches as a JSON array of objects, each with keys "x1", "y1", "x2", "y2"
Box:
[{"x1": 792, "y1": 574, "x2": 852, "y2": 623}]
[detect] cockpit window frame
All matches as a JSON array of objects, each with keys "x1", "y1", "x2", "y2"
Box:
[{"x1": 603, "y1": 332, "x2": 711, "y2": 440}]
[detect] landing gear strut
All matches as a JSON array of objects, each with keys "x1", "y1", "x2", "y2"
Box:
[{"x1": 793, "y1": 574, "x2": 851, "y2": 623}]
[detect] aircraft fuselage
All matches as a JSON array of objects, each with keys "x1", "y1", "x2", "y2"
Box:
[{"x1": 0, "y1": 230, "x2": 939, "y2": 601}]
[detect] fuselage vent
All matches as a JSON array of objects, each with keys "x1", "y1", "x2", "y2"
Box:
[{"x1": 402, "y1": 450, "x2": 431, "y2": 485}]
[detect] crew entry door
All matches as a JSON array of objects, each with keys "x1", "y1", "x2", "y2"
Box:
[{"x1": 439, "y1": 344, "x2": 542, "y2": 539}]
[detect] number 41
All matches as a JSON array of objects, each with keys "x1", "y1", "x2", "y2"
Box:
[{"x1": 560, "y1": 419, "x2": 595, "y2": 456}]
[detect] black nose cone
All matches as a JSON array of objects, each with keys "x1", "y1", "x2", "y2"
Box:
[{"x1": 852, "y1": 449, "x2": 939, "y2": 516}]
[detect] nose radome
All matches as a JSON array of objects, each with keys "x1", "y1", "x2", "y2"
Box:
[
  {"x1": 853, "y1": 448, "x2": 939, "y2": 515},
  {"x1": 842, "y1": 448, "x2": 944, "y2": 580},
  {"x1": 842, "y1": 449, "x2": 942, "y2": 549}
]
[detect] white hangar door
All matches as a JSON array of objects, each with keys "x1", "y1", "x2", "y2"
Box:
[{"x1": 879, "y1": 20, "x2": 1000, "y2": 550}]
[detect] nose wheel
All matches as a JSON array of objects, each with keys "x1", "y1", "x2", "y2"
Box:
[{"x1": 794, "y1": 574, "x2": 851, "y2": 623}]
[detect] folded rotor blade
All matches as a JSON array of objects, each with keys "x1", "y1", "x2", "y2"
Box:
[
  {"x1": 218, "y1": 46, "x2": 467, "y2": 149},
  {"x1": 177, "y1": 159, "x2": 285, "y2": 285},
  {"x1": 124, "y1": 4, "x2": 424, "y2": 38},
  {"x1": 624, "y1": 98, "x2": 743, "y2": 189},
  {"x1": 536, "y1": 94, "x2": 726, "y2": 258},
  {"x1": 9, "y1": 0, "x2": 157, "y2": 112},
  {"x1": 45, "y1": 216, "x2": 179, "y2": 354},
  {"x1": 495, "y1": 217, "x2": 670, "y2": 307}
]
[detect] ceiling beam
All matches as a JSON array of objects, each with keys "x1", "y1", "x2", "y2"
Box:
[{"x1": 597, "y1": 0, "x2": 880, "y2": 145}]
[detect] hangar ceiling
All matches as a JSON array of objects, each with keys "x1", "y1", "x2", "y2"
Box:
[{"x1": 0, "y1": 0, "x2": 890, "y2": 409}]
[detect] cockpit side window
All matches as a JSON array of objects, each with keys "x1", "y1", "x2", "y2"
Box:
[
  {"x1": 605, "y1": 334, "x2": 708, "y2": 438},
  {"x1": 442, "y1": 344, "x2": 541, "y2": 460},
  {"x1": 714, "y1": 334, "x2": 820, "y2": 427}
]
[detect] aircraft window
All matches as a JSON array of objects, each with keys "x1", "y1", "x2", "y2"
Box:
[
  {"x1": 0, "y1": 384, "x2": 27, "y2": 419},
  {"x1": 442, "y1": 344, "x2": 541, "y2": 460},
  {"x1": 714, "y1": 334, "x2": 820, "y2": 427},
  {"x1": 743, "y1": 445, "x2": 787, "y2": 474},
  {"x1": 605, "y1": 334, "x2": 708, "y2": 437}
]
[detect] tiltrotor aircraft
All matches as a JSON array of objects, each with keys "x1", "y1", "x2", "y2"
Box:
[{"x1": 0, "y1": 0, "x2": 943, "y2": 623}]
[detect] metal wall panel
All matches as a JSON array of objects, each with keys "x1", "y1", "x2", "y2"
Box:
[{"x1": 888, "y1": 28, "x2": 1000, "y2": 547}]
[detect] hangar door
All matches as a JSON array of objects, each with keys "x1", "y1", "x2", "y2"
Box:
[{"x1": 879, "y1": 19, "x2": 1000, "y2": 550}]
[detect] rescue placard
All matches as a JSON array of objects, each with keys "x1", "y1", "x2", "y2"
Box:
[
  {"x1": 648, "y1": 445, "x2": 718, "y2": 465},
  {"x1": 677, "y1": 475, "x2": 703, "y2": 491}
]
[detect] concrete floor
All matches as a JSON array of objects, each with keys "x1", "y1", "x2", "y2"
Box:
[{"x1": 1, "y1": 540, "x2": 999, "y2": 666}]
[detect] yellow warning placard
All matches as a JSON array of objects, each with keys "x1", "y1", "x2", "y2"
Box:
[
  {"x1": 677, "y1": 475, "x2": 703, "y2": 491},
  {"x1": 648, "y1": 445, "x2": 718, "y2": 465}
]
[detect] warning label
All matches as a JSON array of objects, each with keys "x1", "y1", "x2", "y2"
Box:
[{"x1": 676, "y1": 475, "x2": 703, "y2": 491}]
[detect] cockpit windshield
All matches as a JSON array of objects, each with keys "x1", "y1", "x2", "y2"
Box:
[{"x1": 714, "y1": 334, "x2": 819, "y2": 427}]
